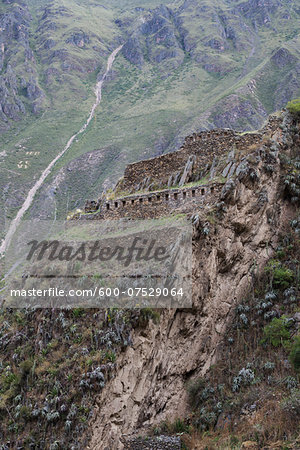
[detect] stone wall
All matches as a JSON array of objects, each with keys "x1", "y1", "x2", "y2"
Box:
[
  {"x1": 116, "y1": 129, "x2": 264, "y2": 194},
  {"x1": 82, "y1": 116, "x2": 285, "y2": 222},
  {"x1": 84, "y1": 183, "x2": 222, "y2": 220}
]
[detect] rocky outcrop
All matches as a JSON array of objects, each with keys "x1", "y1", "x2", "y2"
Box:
[
  {"x1": 236, "y1": 0, "x2": 281, "y2": 27},
  {"x1": 0, "y1": 1, "x2": 46, "y2": 129},
  {"x1": 274, "y1": 66, "x2": 300, "y2": 110},
  {"x1": 209, "y1": 94, "x2": 268, "y2": 130},
  {"x1": 88, "y1": 110, "x2": 299, "y2": 450},
  {"x1": 121, "y1": 5, "x2": 185, "y2": 70},
  {"x1": 66, "y1": 30, "x2": 90, "y2": 48},
  {"x1": 86, "y1": 112, "x2": 299, "y2": 449},
  {"x1": 271, "y1": 47, "x2": 297, "y2": 68},
  {"x1": 122, "y1": 36, "x2": 144, "y2": 67}
]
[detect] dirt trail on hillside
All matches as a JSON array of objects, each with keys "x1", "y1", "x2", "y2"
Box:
[{"x1": 0, "y1": 45, "x2": 123, "y2": 257}]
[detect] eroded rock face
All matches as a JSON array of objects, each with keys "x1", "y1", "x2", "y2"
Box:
[
  {"x1": 122, "y1": 36, "x2": 145, "y2": 67},
  {"x1": 271, "y1": 48, "x2": 297, "y2": 68},
  {"x1": 88, "y1": 188, "x2": 285, "y2": 448},
  {"x1": 236, "y1": 0, "x2": 281, "y2": 26},
  {"x1": 210, "y1": 94, "x2": 268, "y2": 130},
  {"x1": 87, "y1": 116, "x2": 299, "y2": 449},
  {"x1": 66, "y1": 31, "x2": 90, "y2": 48},
  {"x1": 121, "y1": 5, "x2": 185, "y2": 70},
  {"x1": 0, "y1": 1, "x2": 47, "y2": 127}
]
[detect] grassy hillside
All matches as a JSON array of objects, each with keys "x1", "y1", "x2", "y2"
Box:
[{"x1": 0, "y1": 0, "x2": 299, "y2": 226}]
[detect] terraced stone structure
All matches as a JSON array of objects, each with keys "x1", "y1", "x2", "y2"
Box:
[
  {"x1": 83, "y1": 116, "x2": 282, "y2": 220},
  {"x1": 85, "y1": 183, "x2": 221, "y2": 220},
  {"x1": 114, "y1": 128, "x2": 264, "y2": 194}
]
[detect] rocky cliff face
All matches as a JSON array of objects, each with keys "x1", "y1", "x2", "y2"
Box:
[
  {"x1": 87, "y1": 111, "x2": 300, "y2": 449},
  {"x1": 0, "y1": 112, "x2": 299, "y2": 450},
  {"x1": 120, "y1": 5, "x2": 185, "y2": 70},
  {"x1": 0, "y1": 1, "x2": 45, "y2": 131}
]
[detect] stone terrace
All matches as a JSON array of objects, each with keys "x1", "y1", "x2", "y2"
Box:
[
  {"x1": 81, "y1": 116, "x2": 284, "y2": 221},
  {"x1": 84, "y1": 182, "x2": 222, "y2": 220},
  {"x1": 115, "y1": 128, "x2": 263, "y2": 194}
]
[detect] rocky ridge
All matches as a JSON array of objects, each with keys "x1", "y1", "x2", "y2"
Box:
[
  {"x1": 0, "y1": 1, "x2": 45, "y2": 131},
  {"x1": 86, "y1": 111, "x2": 300, "y2": 449}
]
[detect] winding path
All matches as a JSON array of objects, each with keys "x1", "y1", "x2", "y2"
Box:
[{"x1": 0, "y1": 45, "x2": 123, "y2": 257}]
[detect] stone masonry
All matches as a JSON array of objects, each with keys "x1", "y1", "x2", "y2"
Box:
[
  {"x1": 81, "y1": 115, "x2": 283, "y2": 221},
  {"x1": 115, "y1": 129, "x2": 264, "y2": 194},
  {"x1": 84, "y1": 183, "x2": 222, "y2": 220}
]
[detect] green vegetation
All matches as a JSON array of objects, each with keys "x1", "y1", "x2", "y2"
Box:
[
  {"x1": 72, "y1": 308, "x2": 84, "y2": 318},
  {"x1": 281, "y1": 388, "x2": 300, "y2": 419},
  {"x1": 290, "y1": 336, "x2": 300, "y2": 372},
  {"x1": 261, "y1": 317, "x2": 291, "y2": 348},
  {"x1": 0, "y1": 307, "x2": 157, "y2": 447},
  {"x1": 287, "y1": 98, "x2": 300, "y2": 117},
  {"x1": 139, "y1": 308, "x2": 160, "y2": 326},
  {"x1": 154, "y1": 417, "x2": 191, "y2": 435},
  {"x1": 265, "y1": 260, "x2": 294, "y2": 289},
  {"x1": 1, "y1": 0, "x2": 300, "y2": 226}
]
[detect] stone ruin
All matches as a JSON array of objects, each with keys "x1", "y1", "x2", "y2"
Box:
[{"x1": 81, "y1": 115, "x2": 282, "y2": 220}]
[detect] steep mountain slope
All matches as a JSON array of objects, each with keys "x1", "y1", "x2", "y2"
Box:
[
  {"x1": 84, "y1": 112, "x2": 300, "y2": 449},
  {"x1": 0, "y1": 111, "x2": 299, "y2": 449},
  {"x1": 0, "y1": 0, "x2": 300, "y2": 235},
  {"x1": 0, "y1": 0, "x2": 120, "y2": 232}
]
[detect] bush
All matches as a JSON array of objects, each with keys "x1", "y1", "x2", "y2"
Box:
[
  {"x1": 17, "y1": 405, "x2": 31, "y2": 420},
  {"x1": 289, "y1": 335, "x2": 300, "y2": 372},
  {"x1": 263, "y1": 361, "x2": 275, "y2": 371},
  {"x1": 170, "y1": 418, "x2": 190, "y2": 433},
  {"x1": 281, "y1": 389, "x2": 300, "y2": 416},
  {"x1": 187, "y1": 378, "x2": 206, "y2": 408},
  {"x1": 232, "y1": 367, "x2": 255, "y2": 392},
  {"x1": 287, "y1": 99, "x2": 300, "y2": 118},
  {"x1": 265, "y1": 260, "x2": 294, "y2": 289},
  {"x1": 273, "y1": 266, "x2": 294, "y2": 288},
  {"x1": 72, "y1": 308, "x2": 84, "y2": 318},
  {"x1": 283, "y1": 376, "x2": 298, "y2": 390},
  {"x1": 197, "y1": 407, "x2": 217, "y2": 430},
  {"x1": 139, "y1": 308, "x2": 160, "y2": 325},
  {"x1": 20, "y1": 360, "x2": 33, "y2": 377},
  {"x1": 261, "y1": 317, "x2": 291, "y2": 347}
]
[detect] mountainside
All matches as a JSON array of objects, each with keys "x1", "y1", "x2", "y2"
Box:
[
  {"x1": 0, "y1": 110, "x2": 299, "y2": 449},
  {"x1": 0, "y1": 1, "x2": 300, "y2": 448},
  {"x1": 83, "y1": 110, "x2": 300, "y2": 449},
  {"x1": 0, "y1": 0, "x2": 299, "y2": 231}
]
